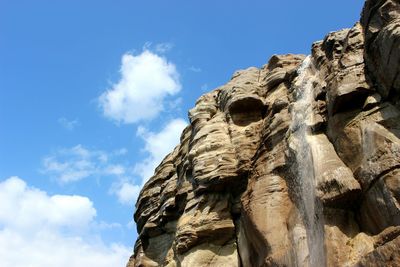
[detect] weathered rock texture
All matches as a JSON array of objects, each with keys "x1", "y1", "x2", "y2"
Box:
[{"x1": 127, "y1": 1, "x2": 400, "y2": 266}]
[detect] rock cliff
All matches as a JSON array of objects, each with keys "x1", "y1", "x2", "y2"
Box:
[{"x1": 127, "y1": 1, "x2": 400, "y2": 266}]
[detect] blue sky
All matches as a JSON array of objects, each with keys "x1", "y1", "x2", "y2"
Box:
[{"x1": 0, "y1": 1, "x2": 365, "y2": 266}]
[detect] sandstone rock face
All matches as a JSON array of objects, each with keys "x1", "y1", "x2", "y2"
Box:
[{"x1": 127, "y1": 1, "x2": 400, "y2": 266}]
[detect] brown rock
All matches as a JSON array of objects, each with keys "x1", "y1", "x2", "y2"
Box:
[
  {"x1": 355, "y1": 236, "x2": 400, "y2": 267},
  {"x1": 361, "y1": 0, "x2": 400, "y2": 100},
  {"x1": 127, "y1": 1, "x2": 400, "y2": 266}
]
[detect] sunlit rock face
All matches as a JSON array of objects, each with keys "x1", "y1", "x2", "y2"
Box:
[{"x1": 127, "y1": 1, "x2": 400, "y2": 266}]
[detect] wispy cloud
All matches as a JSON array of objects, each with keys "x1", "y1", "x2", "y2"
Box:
[
  {"x1": 201, "y1": 83, "x2": 209, "y2": 92},
  {"x1": 155, "y1": 42, "x2": 174, "y2": 53},
  {"x1": 0, "y1": 176, "x2": 130, "y2": 267},
  {"x1": 142, "y1": 42, "x2": 174, "y2": 53},
  {"x1": 58, "y1": 117, "x2": 79, "y2": 130},
  {"x1": 98, "y1": 49, "x2": 181, "y2": 124},
  {"x1": 42, "y1": 145, "x2": 127, "y2": 183},
  {"x1": 189, "y1": 66, "x2": 202, "y2": 72},
  {"x1": 41, "y1": 145, "x2": 143, "y2": 205}
]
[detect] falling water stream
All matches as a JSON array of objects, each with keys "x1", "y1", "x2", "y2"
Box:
[{"x1": 290, "y1": 56, "x2": 325, "y2": 267}]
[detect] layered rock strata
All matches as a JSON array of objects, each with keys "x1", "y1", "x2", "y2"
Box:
[{"x1": 127, "y1": 1, "x2": 400, "y2": 266}]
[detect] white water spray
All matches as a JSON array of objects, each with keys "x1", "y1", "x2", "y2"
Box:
[{"x1": 290, "y1": 56, "x2": 325, "y2": 267}]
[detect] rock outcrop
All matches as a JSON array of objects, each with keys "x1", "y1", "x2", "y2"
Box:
[{"x1": 127, "y1": 1, "x2": 400, "y2": 266}]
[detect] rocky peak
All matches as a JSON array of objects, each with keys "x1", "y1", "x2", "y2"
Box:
[{"x1": 127, "y1": 1, "x2": 400, "y2": 266}]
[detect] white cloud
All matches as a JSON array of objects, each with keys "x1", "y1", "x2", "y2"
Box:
[
  {"x1": 58, "y1": 117, "x2": 79, "y2": 130},
  {"x1": 111, "y1": 182, "x2": 141, "y2": 205},
  {"x1": 0, "y1": 177, "x2": 96, "y2": 232},
  {"x1": 135, "y1": 118, "x2": 187, "y2": 185},
  {"x1": 42, "y1": 145, "x2": 126, "y2": 183},
  {"x1": 0, "y1": 176, "x2": 131, "y2": 267},
  {"x1": 99, "y1": 50, "x2": 181, "y2": 124}
]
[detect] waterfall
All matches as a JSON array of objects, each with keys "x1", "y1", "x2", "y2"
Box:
[{"x1": 290, "y1": 56, "x2": 325, "y2": 267}]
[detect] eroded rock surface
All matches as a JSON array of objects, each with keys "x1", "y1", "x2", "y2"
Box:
[{"x1": 127, "y1": 1, "x2": 400, "y2": 266}]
